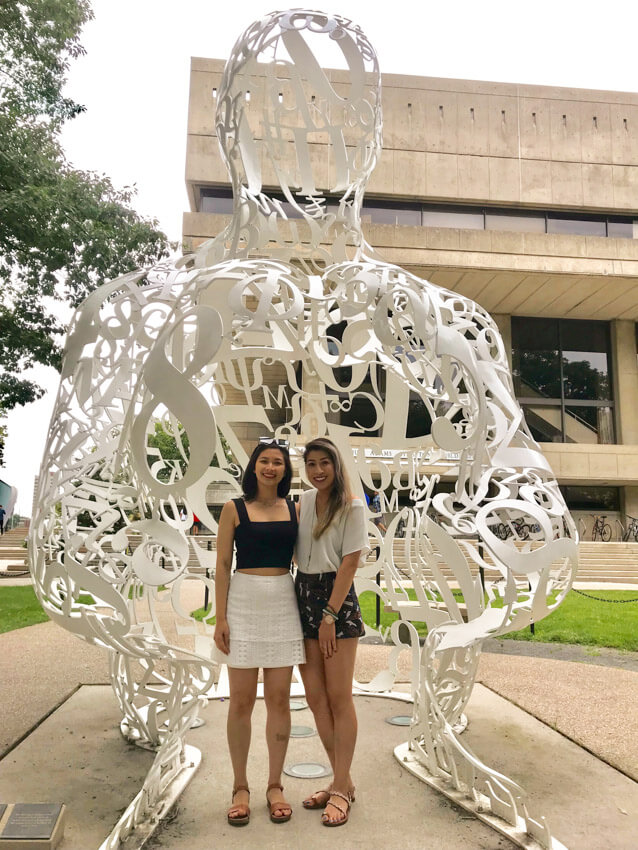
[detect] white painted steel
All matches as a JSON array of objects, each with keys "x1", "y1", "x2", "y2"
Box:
[{"x1": 30, "y1": 10, "x2": 577, "y2": 849}]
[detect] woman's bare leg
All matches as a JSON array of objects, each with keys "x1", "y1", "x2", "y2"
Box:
[
  {"x1": 300, "y1": 638, "x2": 356, "y2": 807},
  {"x1": 299, "y1": 640, "x2": 334, "y2": 770},
  {"x1": 263, "y1": 665, "x2": 294, "y2": 817},
  {"x1": 227, "y1": 667, "x2": 258, "y2": 815},
  {"x1": 322, "y1": 638, "x2": 358, "y2": 824}
]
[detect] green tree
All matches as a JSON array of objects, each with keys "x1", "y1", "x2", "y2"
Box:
[
  {"x1": 147, "y1": 422, "x2": 233, "y2": 482},
  {"x1": 0, "y1": 0, "x2": 171, "y2": 411},
  {"x1": 0, "y1": 410, "x2": 6, "y2": 467}
]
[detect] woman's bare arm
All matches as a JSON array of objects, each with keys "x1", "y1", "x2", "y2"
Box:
[{"x1": 213, "y1": 501, "x2": 237, "y2": 655}]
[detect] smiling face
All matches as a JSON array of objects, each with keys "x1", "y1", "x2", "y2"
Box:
[
  {"x1": 255, "y1": 447, "x2": 286, "y2": 490},
  {"x1": 304, "y1": 449, "x2": 335, "y2": 494}
]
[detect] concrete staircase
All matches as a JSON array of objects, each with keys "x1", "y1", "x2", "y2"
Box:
[
  {"x1": 577, "y1": 541, "x2": 638, "y2": 585},
  {"x1": 0, "y1": 525, "x2": 29, "y2": 572},
  {"x1": 387, "y1": 538, "x2": 638, "y2": 587},
  {"x1": 184, "y1": 536, "x2": 638, "y2": 586},
  {"x1": 16, "y1": 531, "x2": 638, "y2": 586}
]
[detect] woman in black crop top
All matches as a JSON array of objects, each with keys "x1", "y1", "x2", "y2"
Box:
[{"x1": 214, "y1": 440, "x2": 304, "y2": 827}]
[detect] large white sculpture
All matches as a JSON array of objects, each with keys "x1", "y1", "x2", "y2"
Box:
[{"x1": 30, "y1": 10, "x2": 577, "y2": 850}]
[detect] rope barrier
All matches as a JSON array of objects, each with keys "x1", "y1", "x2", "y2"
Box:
[{"x1": 572, "y1": 588, "x2": 638, "y2": 604}]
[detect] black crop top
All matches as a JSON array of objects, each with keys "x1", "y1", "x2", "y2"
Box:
[{"x1": 233, "y1": 498, "x2": 297, "y2": 571}]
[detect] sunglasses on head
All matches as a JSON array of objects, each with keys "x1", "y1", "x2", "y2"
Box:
[{"x1": 259, "y1": 436, "x2": 290, "y2": 448}]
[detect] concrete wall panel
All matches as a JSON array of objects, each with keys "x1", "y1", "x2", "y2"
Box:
[
  {"x1": 425, "y1": 152, "x2": 458, "y2": 198},
  {"x1": 456, "y1": 93, "x2": 490, "y2": 155},
  {"x1": 519, "y1": 98, "x2": 551, "y2": 160},
  {"x1": 488, "y1": 96, "x2": 520, "y2": 158}
]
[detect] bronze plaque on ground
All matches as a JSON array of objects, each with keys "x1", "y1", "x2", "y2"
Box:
[{"x1": 0, "y1": 803, "x2": 66, "y2": 849}]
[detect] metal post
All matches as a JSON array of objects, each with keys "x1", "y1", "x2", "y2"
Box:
[
  {"x1": 204, "y1": 568, "x2": 210, "y2": 612},
  {"x1": 375, "y1": 571, "x2": 381, "y2": 628},
  {"x1": 529, "y1": 579, "x2": 535, "y2": 634}
]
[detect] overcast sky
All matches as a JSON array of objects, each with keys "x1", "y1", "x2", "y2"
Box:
[{"x1": 3, "y1": 0, "x2": 637, "y2": 515}]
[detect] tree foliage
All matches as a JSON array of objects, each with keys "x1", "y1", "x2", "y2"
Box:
[
  {"x1": 147, "y1": 422, "x2": 233, "y2": 482},
  {"x1": 0, "y1": 0, "x2": 171, "y2": 411}
]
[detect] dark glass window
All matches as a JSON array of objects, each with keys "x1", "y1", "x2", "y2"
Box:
[
  {"x1": 608, "y1": 220, "x2": 634, "y2": 239},
  {"x1": 200, "y1": 192, "x2": 234, "y2": 214},
  {"x1": 485, "y1": 212, "x2": 545, "y2": 233},
  {"x1": 422, "y1": 209, "x2": 484, "y2": 229},
  {"x1": 520, "y1": 403, "x2": 563, "y2": 443},
  {"x1": 362, "y1": 203, "x2": 421, "y2": 226},
  {"x1": 195, "y1": 186, "x2": 637, "y2": 241},
  {"x1": 547, "y1": 215, "x2": 606, "y2": 237},
  {"x1": 560, "y1": 320, "x2": 611, "y2": 401},
  {"x1": 560, "y1": 485, "x2": 620, "y2": 512},
  {"x1": 513, "y1": 317, "x2": 614, "y2": 444},
  {"x1": 512, "y1": 318, "x2": 560, "y2": 398}
]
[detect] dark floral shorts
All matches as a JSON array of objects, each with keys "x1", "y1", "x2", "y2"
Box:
[{"x1": 295, "y1": 571, "x2": 365, "y2": 640}]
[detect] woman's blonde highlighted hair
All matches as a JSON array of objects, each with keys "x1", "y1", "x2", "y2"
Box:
[{"x1": 303, "y1": 437, "x2": 352, "y2": 538}]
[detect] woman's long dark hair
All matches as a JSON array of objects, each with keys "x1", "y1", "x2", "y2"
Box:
[
  {"x1": 242, "y1": 441, "x2": 293, "y2": 500},
  {"x1": 303, "y1": 437, "x2": 351, "y2": 538}
]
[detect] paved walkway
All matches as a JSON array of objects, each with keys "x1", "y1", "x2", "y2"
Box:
[{"x1": 1, "y1": 589, "x2": 637, "y2": 848}]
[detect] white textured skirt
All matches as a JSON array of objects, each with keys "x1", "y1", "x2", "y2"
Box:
[{"x1": 217, "y1": 572, "x2": 306, "y2": 669}]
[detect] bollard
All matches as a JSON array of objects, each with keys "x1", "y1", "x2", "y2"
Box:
[{"x1": 204, "y1": 568, "x2": 210, "y2": 612}]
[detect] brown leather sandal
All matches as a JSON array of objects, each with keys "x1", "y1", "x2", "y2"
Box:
[
  {"x1": 321, "y1": 790, "x2": 351, "y2": 827},
  {"x1": 227, "y1": 784, "x2": 250, "y2": 826},
  {"x1": 303, "y1": 788, "x2": 331, "y2": 809},
  {"x1": 266, "y1": 782, "x2": 292, "y2": 823}
]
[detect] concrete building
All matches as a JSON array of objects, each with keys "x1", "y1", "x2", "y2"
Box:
[{"x1": 183, "y1": 58, "x2": 638, "y2": 536}]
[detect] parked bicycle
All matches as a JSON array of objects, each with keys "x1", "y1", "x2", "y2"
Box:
[
  {"x1": 591, "y1": 514, "x2": 612, "y2": 542},
  {"x1": 493, "y1": 517, "x2": 533, "y2": 540},
  {"x1": 622, "y1": 515, "x2": 638, "y2": 542}
]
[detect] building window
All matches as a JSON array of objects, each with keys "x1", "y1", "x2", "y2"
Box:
[
  {"x1": 195, "y1": 187, "x2": 637, "y2": 240},
  {"x1": 485, "y1": 211, "x2": 545, "y2": 233},
  {"x1": 547, "y1": 214, "x2": 606, "y2": 237},
  {"x1": 422, "y1": 209, "x2": 484, "y2": 230},
  {"x1": 361, "y1": 202, "x2": 421, "y2": 226},
  {"x1": 512, "y1": 317, "x2": 615, "y2": 444},
  {"x1": 559, "y1": 485, "x2": 620, "y2": 513}
]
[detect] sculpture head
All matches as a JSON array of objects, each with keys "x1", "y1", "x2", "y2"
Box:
[{"x1": 215, "y1": 9, "x2": 382, "y2": 212}]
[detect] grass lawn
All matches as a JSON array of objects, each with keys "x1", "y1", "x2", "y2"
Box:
[
  {"x1": 0, "y1": 587, "x2": 96, "y2": 634},
  {"x1": 0, "y1": 586, "x2": 50, "y2": 633},
  {"x1": 359, "y1": 588, "x2": 638, "y2": 652},
  {"x1": 3, "y1": 584, "x2": 637, "y2": 652}
]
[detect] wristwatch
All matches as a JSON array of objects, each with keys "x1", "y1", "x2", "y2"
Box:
[{"x1": 322, "y1": 613, "x2": 335, "y2": 626}]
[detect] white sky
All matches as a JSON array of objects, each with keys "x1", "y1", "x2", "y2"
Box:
[{"x1": 3, "y1": 0, "x2": 638, "y2": 516}]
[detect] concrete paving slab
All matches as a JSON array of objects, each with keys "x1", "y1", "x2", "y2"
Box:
[
  {"x1": 0, "y1": 622, "x2": 109, "y2": 757},
  {"x1": 476, "y1": 653, "x2": 638, "y2": 781},
  {"x1": 0, "y1": 684, "x2": 636, "y2": 850},
  {"x1": 0, "y1": 686, "x2": 153, "y2": 850}
]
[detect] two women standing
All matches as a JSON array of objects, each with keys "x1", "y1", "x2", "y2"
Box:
[{"x1": 213, "y1": 436, "x2": 367, "y2": 828}]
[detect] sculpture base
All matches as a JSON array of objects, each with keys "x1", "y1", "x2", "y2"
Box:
[
  {"x1": 98, "y1": 745, "x2": 201, "y2": 850},
  {"x1": 394, "y1": 743, "x2": 568, "y2": 850}
]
